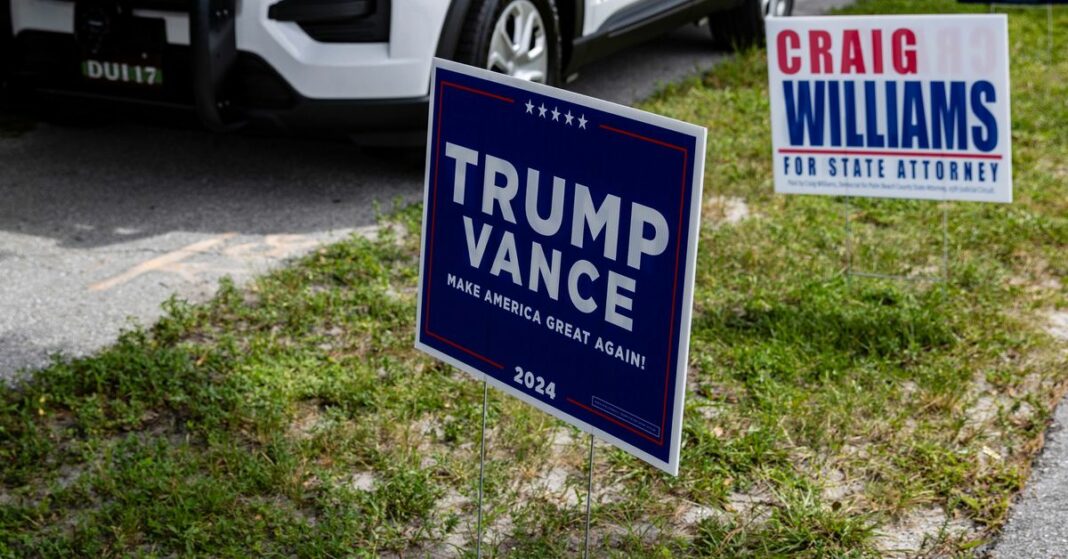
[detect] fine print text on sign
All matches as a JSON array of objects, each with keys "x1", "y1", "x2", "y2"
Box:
[
  {"x1": 766, "y1": 15, "x2": 1012, "y2": 202},
  {"x1": 415, "y1": 59, "x2": 706, "y2": 475}
]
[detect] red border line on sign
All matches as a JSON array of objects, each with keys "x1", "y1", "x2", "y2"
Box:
[
  {"x1": 777, "y1": 148, "x2": 1002, "y2": 160},
  {"x1": 442, "y1": 81, "x2": 516, "y2": 104},
  {"x1": 600, "y1": 124, "x2": 688, "y2": 154},
  {"x1": 424, "y1": 80, "x2": 513, "y2": 371},
  {"x1": 594, "y1": 123, "x2": 690, "y2": 447},
  {"x1": 427, "y1": 331, "x2": 504, "y2": 369}
]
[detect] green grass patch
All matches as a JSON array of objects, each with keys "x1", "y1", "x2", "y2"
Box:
[{"x1": 2, "y1": 0, "x2": 1066, "y2": 556}]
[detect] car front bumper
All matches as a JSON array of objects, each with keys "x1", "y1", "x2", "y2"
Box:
[{"x1": 3, "y1": 0, "x2": 444, "y2": 138}]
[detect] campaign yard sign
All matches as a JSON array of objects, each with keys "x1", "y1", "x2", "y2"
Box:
[
  {"x1": 766, "y1": 15, "x2": 1012, "y2": 203},
  {"x1": 415, "y1": 59, "x2": 706, "y2": 475}
]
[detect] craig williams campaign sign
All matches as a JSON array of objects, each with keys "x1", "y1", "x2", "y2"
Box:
[{"x1": 766, "y1": 15, "x2": 1012, "y2": 203}]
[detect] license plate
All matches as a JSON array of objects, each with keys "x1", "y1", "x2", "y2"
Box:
[
  {"x1": 81, "y1": 57, "x2": 163, "y2": 87},
  {"x1": 75, "y1": 12, "x2": 166, "y2": 90}
]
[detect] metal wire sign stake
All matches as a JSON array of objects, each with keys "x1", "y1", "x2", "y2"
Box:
[
  {"x1": 472, "y1": 392, "x2": 599, "y2": 559},
  {"x1": 583, "y1": 434, "x2": 595, "y2": 559},
  {"x1": 986, "y1": 2, "x2": 1058, "y2": 65},
  {"x1": 843, "y1": 197, "x2": 952, "y2": 288},
  {"x1": 473, "y1": 392, "x2": 599, "y2": 559},
  {"x1": 475, "y1": 380, "x2": 488, "y2": 558}
]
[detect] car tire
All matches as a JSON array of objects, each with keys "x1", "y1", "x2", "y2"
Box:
[
  {"x1": 455, "y1": 0, "x2": 562, "y2": 86},
  {"x1": 709, "y1": 0, "x2": 792, "y2": 50}
]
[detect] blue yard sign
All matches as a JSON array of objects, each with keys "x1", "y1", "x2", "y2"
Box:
[{"x1": 416, "y1": 59, "x2": 706, "y2": 475}]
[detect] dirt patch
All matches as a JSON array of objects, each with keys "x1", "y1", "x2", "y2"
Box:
[
  {"x1": 676, "y1": 501, "x2": 722, "y2": 531},
  {"x1": 671, "y1": 487, "x2": 781, "y2": 537},
  {"x1": 693, "y1": 398, "x2": 725, "y2": 422},
  {"x1": 351, "y1": 221, "x2": 408, "y2": 245},
  {"x1": 287, "y1": 400, "x2": 324, "y2": 441},
  {"x1": 875, "y1": 506, "x2": 977, "y2": 556},
  {"x1": 1046, "y1": 311, "x2": 1068, "y2": 342},
  {"x1": 704, "y1": 196, "x2": 751, "y2": 227},
  {"x1": 416, "y1": 488, "x2": 472, "y2": 558},
  {"x1": 549, "y1": 426, "x2": 575, "y2": 450},
  {"x1": 528, "y1": 466, "x2": 578, "y2": 507},
  {"x1": 349, "y1": 471, "x2": 376, "y2": 492},
  {"x1": 724, "y1": 488, "x2": 776, "y2": 525},
  {"x1": 821, "y1": 467, "x2": 864, "y2": 503},
  {"x1": 967, "y1": 394, "x2": 1000, "y2": 427}
]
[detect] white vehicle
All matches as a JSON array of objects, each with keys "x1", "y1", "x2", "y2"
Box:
[{"x1": 0, "y1": 0, "x2": 791, "y2": 140}]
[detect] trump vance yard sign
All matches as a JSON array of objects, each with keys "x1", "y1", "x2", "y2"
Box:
[{"x1": 415, "y1": 59, "x2": 706, "y2": 475}]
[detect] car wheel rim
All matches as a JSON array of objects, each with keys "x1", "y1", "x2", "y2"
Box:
[
  {"x1": 486, "y1": 0, "x2": 548, "y2": 83},
  {"x1": 762, "y1": 0, "x2": 788, "y2": 17}
]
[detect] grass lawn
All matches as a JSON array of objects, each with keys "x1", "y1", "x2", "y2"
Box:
[{"x1": 2, "y1": 0, "x2": 1066, "y2": 556}]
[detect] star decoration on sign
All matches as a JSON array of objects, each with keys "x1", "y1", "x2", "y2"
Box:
[{"x1": 523, "y1": 100, "x2": 588, "y2": 131}]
